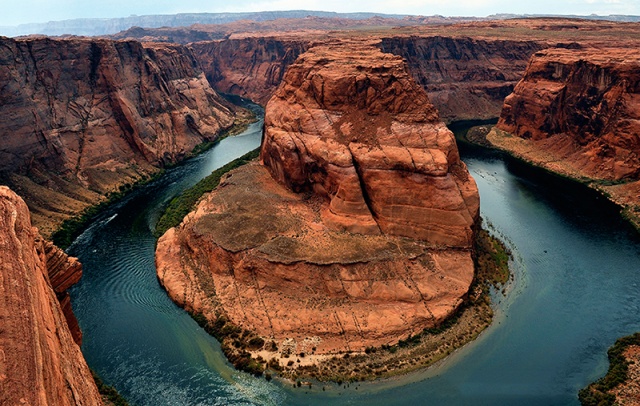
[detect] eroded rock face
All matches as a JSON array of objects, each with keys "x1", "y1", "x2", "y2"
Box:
[
  {"x1": 0, "y1": 186, "x2": 102, "y2": 405},
  {"x1": 156, "y1": 41, "x2": 479, "y2": 358},
  {"x1": 261, "y1": 41, "x2": 479, "y2": 247},
  {"x1": 191, "y1": 38, "x2": 309, "y2": 105},
  {"x1": 497, "y1": 48, "x2": 640, "y2": 182},
  {"x1": 190, "y1": 35, "x2": 542, "y2": 124},
  {"x1": 380, "y1": 36, "x2": 545, "y2": 122},
  {"x1": 0, "y1": 37, "x2": 236, "y2": 236}
]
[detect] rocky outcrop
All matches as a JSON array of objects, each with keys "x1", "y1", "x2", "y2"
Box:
[
  {"x1": 0, "y1": 186, "x2": 102, "y2": 405},
  {"x1": 0, "y1": 37, "x2": 237, "y2": 236},
  {"x1": 380, "y1": 36, "x2": 545, "y2": 122},
  {"x1": 497, "y1": 48, "x2": 640, "y2": 182},
  {"x1": 191, "y1": 38, "x2": 309, "y2": 105},
  {"x1": 156, "y1": 41, "x2": 479, "y2": 364},
  {"x1": 261, "y1": 40, "x2": 479, "y2": 246},
  {"x1": 491, "y1": 47, "x2": 640, "y2": 229}
]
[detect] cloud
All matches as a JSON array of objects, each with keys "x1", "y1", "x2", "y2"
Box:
[{"x1": 2, "y1": 0, "x2": 639, "y2": 26}]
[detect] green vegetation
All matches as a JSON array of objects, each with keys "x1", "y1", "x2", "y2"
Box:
[
  {"x1": 154, "y1": 148, "x2": 260, "y2": 238},
  {"x1": 50, "y1": 106, "x2": 257, "y2": 249},
  {"x1": 474, "y1": 227, "x2": 511, "y2": 288},
  {"x1": 91, "y1": 369, "x2": 130, "y2": 406},
  {"x1": 579, "y1": 332, "x2": 640, "y2": 406},
  {"x1": 51, "y1": 173, "x2": 162, "y2": 250},
  {"x1": 188, "y1": 310, "x2": 266, "y2": 377}
]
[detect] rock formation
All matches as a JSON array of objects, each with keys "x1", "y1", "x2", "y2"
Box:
[
  {"x1": 189, "y1": 35, "x2": 542, "y2": 122},
  {"x1": 0, "y1": 186, "x2": 102, "y2": 405},
  {"x1": 0, "y1": 36, "x2": 237, "y2": 236},
  {"x1": 497, "y1": 47, "x2": 640, "y2": 181},
  {"x1": 156, "y1": 40, "x2": 479, "y2": 363},
  {"x1": 379, "y1": 36, "x2": 545, "y2": 122},
  {"x1": 261, "y1": 40, "x2": 479, "y2": 246},
  {"x1": 491, "y1": 47, "x2": 640, "y2": 228},
  {"x1": 191, "y1": 38, "x2": 309, "y2": 105}
]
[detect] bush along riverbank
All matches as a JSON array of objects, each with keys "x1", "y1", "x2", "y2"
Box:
[
  {"x1": 154, "y1": 148, "x2": 260, "y2": 238},
  {"x1": 181, "y1": 222, "x2": 512, "y2": 385},
  {"x1": 91, "y1": 370, "x2": 130, "y2": 406},
  {"x1": 579, "y1": 333, "x2": 640, "y2": 406},
  {"x1": 51, "y1": 108, "x2": 257, "y2": 250},
  {"x1": 51, "y1": 171, "x2": 164, "y2": 250}
]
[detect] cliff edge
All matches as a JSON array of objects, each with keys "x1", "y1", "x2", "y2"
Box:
[
  {"x1": 0, "y1": 37, "x2": 237, "y2": 237},
  {"x1": 490, "y1": 47, "x2": 640, "y2": 229},
  {"x1": 0, "y1": 186, "x2": 102, "y2": 405}
]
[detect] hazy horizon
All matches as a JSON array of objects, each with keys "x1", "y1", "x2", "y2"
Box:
[{"x1": 2, "y1": 0, "x2": 639, "y2": 27}]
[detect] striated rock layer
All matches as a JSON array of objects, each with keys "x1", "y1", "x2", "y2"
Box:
[
  {"x1": 379, "y1": 36, "x2": 545, "y2": 122},
  {"x1": 492, "y1": 47, "x2": 640, "y2": 228},
  {"x1": 191, "y1": 35, "x2": 542, "y2": 122},
  {"x1": 0, "y1": 186, "x2": 102, "y2": 405},
  {"x1": 497, "y1": 48, "x2": 640, "y2": 182},
  {"x1": 0, "y1": 37, "x2": 237, "y2": 236},
  {"x1": 191, "y1": 38, "x2": 310, "y2": 105},
  {"x1": 261, "y1": 40, "x2": 479, "y2": 247},
  {"x1": 156, "y1": 41, "x2": 479, "y2": 358}
]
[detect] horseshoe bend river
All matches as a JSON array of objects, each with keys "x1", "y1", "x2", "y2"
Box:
[{"x1": 68, "y1": 107, "x2": 640, "y2": 406}]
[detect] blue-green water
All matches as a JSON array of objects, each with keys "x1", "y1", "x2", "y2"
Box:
[{"x1": 69, "y1": 114, "x2": 640, "y2": 405}]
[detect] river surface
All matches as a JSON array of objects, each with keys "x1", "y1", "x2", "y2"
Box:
[{"x1": 69, "y1": 111, "x2": 640, "y2": 405}]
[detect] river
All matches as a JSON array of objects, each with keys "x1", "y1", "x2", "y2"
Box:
[{"x1": 69, "y1": 110, "x2": 640, "y2": 405}]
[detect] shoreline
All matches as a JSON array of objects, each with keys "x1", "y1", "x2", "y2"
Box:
[
  {"x1": 50, "y1": 106, "x2": 257, "y2": 250},
  {"x1": 579, "y1": 333, "x2": 640, "y2": 406},
  {"x1": 479, "y1": 126, "x2": 640, "y2": 234},
  {"x1": 461, "y1": 122, "x2": 640, "y2": 405},
  {"x1": 181, "y1": 225, "x2": 512, "y2": 384}
]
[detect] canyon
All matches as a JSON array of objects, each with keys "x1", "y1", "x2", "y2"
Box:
[
  {"x1": 155, "y1": 39, "x2": 482, "y2": 378},
  {"x1": 1, "y1": 14, "x2": 640, "y2": 404},
  {"x1": 0, "y1": 186, "x2": 102, "y2": 405},
  {"x1": 0, "y1": 36, "x2": 239, "y2": 237},
  {"x1": 490, "y1": 46, "x2": 640, "y2": 229}
]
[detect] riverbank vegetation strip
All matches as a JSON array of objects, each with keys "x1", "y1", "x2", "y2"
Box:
[
  {"x1": 49, "y1": 106, "x2": 257, "y2": 250},
  {"x1": 182, "y1": 224, "x2": 512, "y2": 384},
  {"x1": 579, "y1": 333, "x2": 640, "y2": 406},
  {"x1": 154, "y1": 148, "x2": 260, "y2": 238}
]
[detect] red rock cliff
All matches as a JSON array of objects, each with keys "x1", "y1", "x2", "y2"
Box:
[
  {"x1": 0, "y1": 37, "x2": 237, "y2": 236},
  {"x1": 497, "y1": 48, "x2": 640, "y2": 182},
  {"x1": 190, "y1": 35, "x2": 542, "y2": 124},
  {"x1": 380, "y1": 36, "x2": 545, "y2": 122},
  {"x1": 261, "y1": 40, "x2": 479, "y2": 247},
  {"x1": 190, "y1": 37, "x2": 309, "y2": 105},
  {"x1": 0, "y1": 186, "x2": 102, "y2": 405}
]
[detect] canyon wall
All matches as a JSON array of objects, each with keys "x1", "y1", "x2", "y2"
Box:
[
  {"x1": 156, "y1": 41, "x2": 479, "y2": 366},
  {"x1": 491, "y1": 48, "x2": 640, "y2": 228},
  {"x1": 497, "y1": 48, "x2": 640, "y2": 182},
  {"x1": 379, "y1": 36, "x2": 545, "y2": 122},
  {"x1": 0, "y1": 37, "x2": 237, "y2": 236},
  {"x1": 190, "y1": 38, "x2": 310, "y2": 105},
  {"x1": 190, "y1": 35, "x2": 542, "y2": 123},
  {"x1": 0, "y1": 186, "x2": 102, "y2": 405}
]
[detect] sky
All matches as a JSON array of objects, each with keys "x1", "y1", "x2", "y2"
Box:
[{"x1": 1, "y1": 0, "x2": 639, "y2": 27}]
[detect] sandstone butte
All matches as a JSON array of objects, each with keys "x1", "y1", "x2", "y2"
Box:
[
  {"x1": 0, "y1": 186, "x2": 102, "y2": 405},
  {"x1": 156, "y1": 40, "x2": 480, "y2": 368},
  {"x1": 490, "y1": 47, "x2": 640, "y2": 228},
  {"x1": 0, "y1": 36, "x2": 238, "y2": 237}
]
